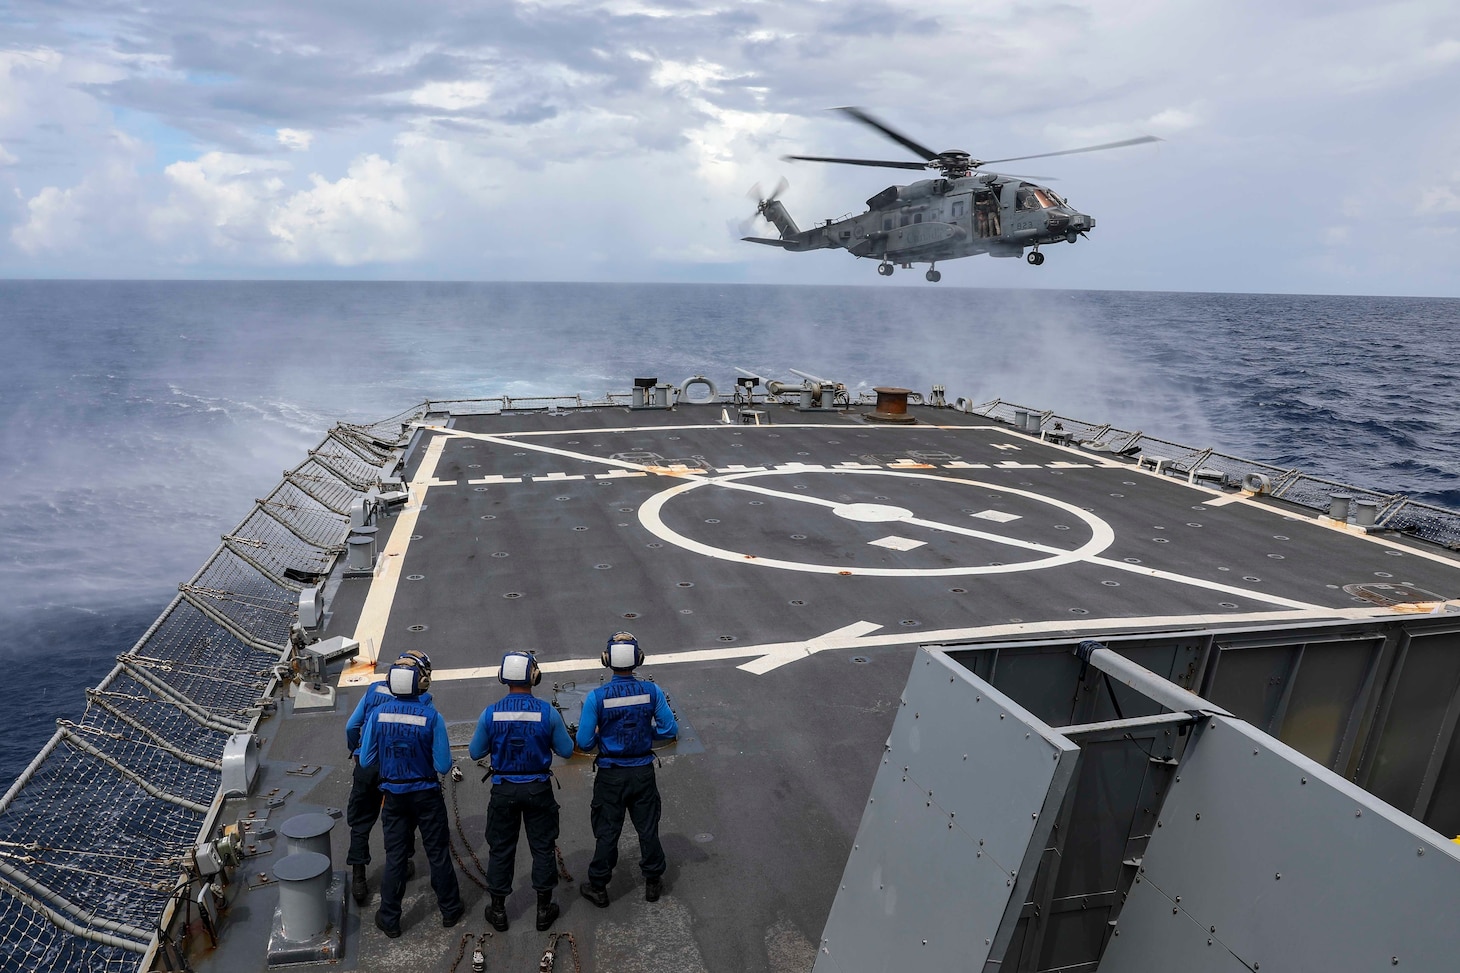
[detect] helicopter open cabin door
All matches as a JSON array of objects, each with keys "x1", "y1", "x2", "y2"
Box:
[{"x1": 974, "y1": 192, "x2": 999, "y2": 238}]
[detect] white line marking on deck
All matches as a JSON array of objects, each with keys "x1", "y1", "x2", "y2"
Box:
[
  {"x1": 343, "y1": 433, "x2": 446, "y2": 683},
  {"x1": 421, "y1": 606, "x2": 1425, "y2": 682}
]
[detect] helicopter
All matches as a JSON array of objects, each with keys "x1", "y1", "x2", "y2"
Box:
[{"x1": 742, "y1": 107, "x2": 1160, "y2": 281}]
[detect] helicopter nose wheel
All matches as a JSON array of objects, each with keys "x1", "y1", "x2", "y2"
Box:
[
  {"x1": 877, "y1": 262, "x2": 894, "y2": 276},
  {"x1": 925, "y1": 268, "x2": 942, "y2": 282},
  {"x1": 1026, "y1": 251, "x2": 1046, "y2": 266}
]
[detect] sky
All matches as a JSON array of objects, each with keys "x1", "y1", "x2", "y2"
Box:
[{"x1": 2, "y1": 1, "x2": 1459, "y2": 295}]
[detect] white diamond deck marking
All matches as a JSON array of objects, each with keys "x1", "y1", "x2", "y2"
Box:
[
  {"x1": 972, "y1": 509, "x2": 1021, "y2": 523},
  {"x1": 869, "y1": 535, "x2": 926, "y2": 551}
]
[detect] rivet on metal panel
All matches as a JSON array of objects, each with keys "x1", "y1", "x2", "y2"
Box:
[
  {"x1": 1418, "y1": 848, "x2": 1425, "y2": 856},
  {"x1": 1000, "y1": 713, "x2": 1005, "y2": 720},
  {"x1": 1355, "y1": 809, "x2": 1362, "y2": 817},
  {"x1": 1275, "y1": 873, "x2": 1281, "y2": 880},
  {"x1": 1195, "y1": 813, "x2": 1201, "y2": 820},
  {"x1": 976, "y1": 695, "x2": 981, "y2": 702},
  {"x1": 1210, "y1": 925, "x2": 1216, "y2": 933},
  {"x1": 1134, "y1": 877, "x2": 1141, "y2": 884},
  {"x1": 1157, "y1": 820, "x2": 1163, "y2": 828},
  {"x1": 1175, "y1": 776, "x2": 1181, "y2": 783},
  {"x1": 1025, "y1": 732, "x2": 1030, "y2": 739},
  {"x1": 1173, "y1": 908, "x2": 1179, "y2": 915},
  {"x1": 1031, "y1": 812, "x2": 1037, "y2": 820},
  {"x1": 1175, "y1": 896, "x2": 1181, "y2": 903},
  {"x1": 1392, "y1": 958, "x2": 1399, "y2": 965},
  {"x1": 1301, "y1": 777, "x2": 1307, "y2": 785},
  {"x1": 979, "y1": 839, "x2": 984, "y2": 846},
  {"x1": 963, "y1": 754, "x2": 968, "y2": 761},
  {"x1": 1207, "y1": 939, "x2": 1213, "y2": 946},
  {"x1": 1253, "y1": 749, "x2": 1259, "y2": 756}
]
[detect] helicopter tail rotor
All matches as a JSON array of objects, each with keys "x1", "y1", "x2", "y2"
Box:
[{"x1": 747, "y1": 177, "x2": 789, "y2": 217}]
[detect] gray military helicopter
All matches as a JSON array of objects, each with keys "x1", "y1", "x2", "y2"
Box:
[{"x1": 743, "y1": 107, "x2": 1159, "y2": 281}]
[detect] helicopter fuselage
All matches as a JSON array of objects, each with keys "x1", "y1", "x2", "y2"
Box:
[{"x1": 748, "y1": 173, "x2": 1094, "y2": 278}]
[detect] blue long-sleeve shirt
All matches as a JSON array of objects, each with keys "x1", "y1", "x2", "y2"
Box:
[
  {"x1": 577, "y1": 674, "x2": 677, "y2": 766},
  {"x1": 345, "y1": 682, "x2": 433, "y2": 753},
  {"x1": 358, "y1": 698, "x2": 452, "y2": 792},
  {"x1": 468, "y1": 692, "x2": 574, "y2": 784}
]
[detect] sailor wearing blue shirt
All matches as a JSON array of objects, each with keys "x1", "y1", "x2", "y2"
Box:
[
  {"x1": 576, "y1": 632, "x2": 678, "y2": 907},
  {"x1": 344, "y1": 649, "x2": 432, "y2": 906},
  {"x1": 468, "y1": 651, "x2": 574, "y2": 932},
  {"x1": 358, "y1": 659, "x2": 463, "y2": 938}
]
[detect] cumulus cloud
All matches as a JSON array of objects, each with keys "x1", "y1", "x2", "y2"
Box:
[
  {"x1": 268, "y1": 154, "x2": 418, "y2": 264},
  {"x1": 275, "y1": 128, "x2": 313, "y2": 151}
]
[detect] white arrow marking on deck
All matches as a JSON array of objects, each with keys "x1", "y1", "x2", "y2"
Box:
[{"x1": 415, "y1": 605, "x2": 1429, "y2": 682}]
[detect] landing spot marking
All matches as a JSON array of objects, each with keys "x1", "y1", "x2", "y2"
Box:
[
  {"x1": 971, "y1": 509, "x2": 1021, "y2": 523},
  {"x1": 869, "y1": 536, "x2": 926, "y2": 551}
]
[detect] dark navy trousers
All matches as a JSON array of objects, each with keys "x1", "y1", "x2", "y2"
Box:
[
  {"x1": 588, "y1": 764, "x2": 665, "y2": 888},
  {"x1": 345, "y1": 758, "x2": 381, "y2": 866},
  {"x1": 376, "y1": 787, "x2": 462, "y2": 930},
  {"x1": 484, "y1": 780, "x2": 561, "y2": 895}
]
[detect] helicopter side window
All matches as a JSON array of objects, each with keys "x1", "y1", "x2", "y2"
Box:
[
  {"x1": 952, "y1": 200, "x2": 965, "y2": 218},
  {"x1": 914, "y1": 213, "x2": 923, "y2": 224},
  {"x1": 900, "y1": 213, "x2": 911, "y2": 227},
  {"x1": 882, "y1": 217, "x2": 893, "y2": 231}
]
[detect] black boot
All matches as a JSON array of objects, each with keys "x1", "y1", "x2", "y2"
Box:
[
  {"x1": 351, "y1": 864, "x2": 367, "y2": 906},
  {"x1": 485, "y1": 893, "x2": 509, "y2": 932},
  {"x1": 535, "y1": 890, "x2": 560, "y2": 931},
  {"x1": 580, "y1": 883, "x2": 609, "y2": 908},
  {"x1": 645, "y1": 876, "x2": 663, "y2": 902}
]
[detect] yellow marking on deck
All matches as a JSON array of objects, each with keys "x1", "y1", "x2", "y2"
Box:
[{"x1": 340, "y1": 433, "x2": 447, "y2": 687}]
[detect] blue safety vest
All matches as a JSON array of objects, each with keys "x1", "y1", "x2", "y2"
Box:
[
  {"x1": 347, "y1": 683, "x2": 432, "y2": 753},
  {"x1": 594, "y1": 678, "x2": 656, "y2": 767},
  {"x1": 373, "y1": 695, "x2": 439, "y2": 793},
  {"x1": 485, "y1": 694, "x2": 556, "y2": 781}
]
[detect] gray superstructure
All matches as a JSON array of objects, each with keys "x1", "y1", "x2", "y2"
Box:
[{"x1": 3, "y1": 379, "x2": 1459, "y2": 972}]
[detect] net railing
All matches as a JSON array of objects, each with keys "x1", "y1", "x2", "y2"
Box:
[
  {"x1": 968, "y1": 397, "x2": 1460, "y2": 548},
  {"x1": 0, "y1": 412, "x2": 422, "y2": 971}
]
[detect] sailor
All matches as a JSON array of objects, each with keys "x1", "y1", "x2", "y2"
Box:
[
  {"x1": 468, "y1": 651, "x2": 575, "y2": 932},
  {"x1": 358, "y1": 656, "x2": 464, "y2": 937},
  {"x1": 576, "y1": 632, "x2": 678, "y2": 907},
  {"x1": 344, "y1": 649, "x2": 433, "y2": 905}
]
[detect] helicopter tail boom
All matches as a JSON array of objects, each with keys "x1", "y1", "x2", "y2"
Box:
[{"x1": 742, "y1": 197, "x2": 831, "y2": 252}]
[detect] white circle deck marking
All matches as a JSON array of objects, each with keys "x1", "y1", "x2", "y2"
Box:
[{"x1": 638, "y1": 467, "x2": 1114, "y2": 577}]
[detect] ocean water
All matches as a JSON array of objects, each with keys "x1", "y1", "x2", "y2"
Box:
[{"x1": 1, "y1": 280, "x2": 1456, "y2": 785}]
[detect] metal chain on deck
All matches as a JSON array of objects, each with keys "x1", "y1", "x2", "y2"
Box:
[
  {"x1": 543, "y1": 931, "x2": 582, "y2": 973},
  {"x1": 448, "y1": 930, "x2": 492, "y2": 972},
  {"x1": 448, "y1": 775, "x2": 490, "y2": 890}
]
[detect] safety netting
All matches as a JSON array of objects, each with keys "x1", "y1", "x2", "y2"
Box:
[
  {"x1": 969, "y1": 397, "x2": 1460, "y2": 546},
  {"x1": 0, "y1": 410, "x2": 422, "y2": 971}
]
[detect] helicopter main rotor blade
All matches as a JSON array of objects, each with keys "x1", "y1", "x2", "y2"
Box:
[
  {"x1": 782, "y1": 154, "x2": 928, "y2": 171},
  {"x1": 980, "y1": 135, "x2": 1163, "y2": 166},
  {"x1": 834, "y1": 107, "x2": 940, "y2": 162}
]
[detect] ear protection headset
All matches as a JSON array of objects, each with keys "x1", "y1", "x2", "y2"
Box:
[
  {"x1": 387, "y1": 662, "x2": 422, "y2": 697},
  {"x1": 398, "y1": 649, "x2": 432, "y2": 674},
  {"x1": 392, "y1": 651, "x2": 431, "y2": 692},
  {"x1": 499, "y1": 651, "x2": 542, "y2": 687},
  {"x1": 602, "y1": 632, "x2": 644, "y2": 670}
]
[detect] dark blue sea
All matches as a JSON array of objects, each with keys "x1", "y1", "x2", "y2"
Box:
[{"x1": 1, "y1": 281, "x2": 1457, "y2": 785}]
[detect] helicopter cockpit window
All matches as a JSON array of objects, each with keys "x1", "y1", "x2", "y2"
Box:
[{"x1": 1016, "y1": 186, "x2": 1061, "y2": 211}]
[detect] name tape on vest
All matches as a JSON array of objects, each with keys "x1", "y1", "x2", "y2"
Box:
[
  {"x1": 378, "y1": 713, "x2": 429, "y2": 726},
  {"x1": 492, "y1": 711, "x2": 544, "y2": 722},
  {"x1": 603, "y1": 693, "x2": 652, "y2": 709}
]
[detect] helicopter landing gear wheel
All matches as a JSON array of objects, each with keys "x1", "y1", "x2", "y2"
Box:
[
  {"x1": 925, "y1": 269, "x2": 941, "y2": 282},
  {"x1": 877, "y1": 262, "x2": 894, "y2": 276},
  {"x1": 1027, "y1": 251, "x2": 1045, "y2": 266}
]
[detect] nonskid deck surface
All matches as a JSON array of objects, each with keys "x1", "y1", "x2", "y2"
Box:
[{"x1": 233, "y1": 403, "x2": 1460, "y2": 972}]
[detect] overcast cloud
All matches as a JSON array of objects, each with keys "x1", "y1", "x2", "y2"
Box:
[{"x1": 2, "y1": 0, "x2": 1458, "y2": 294}]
